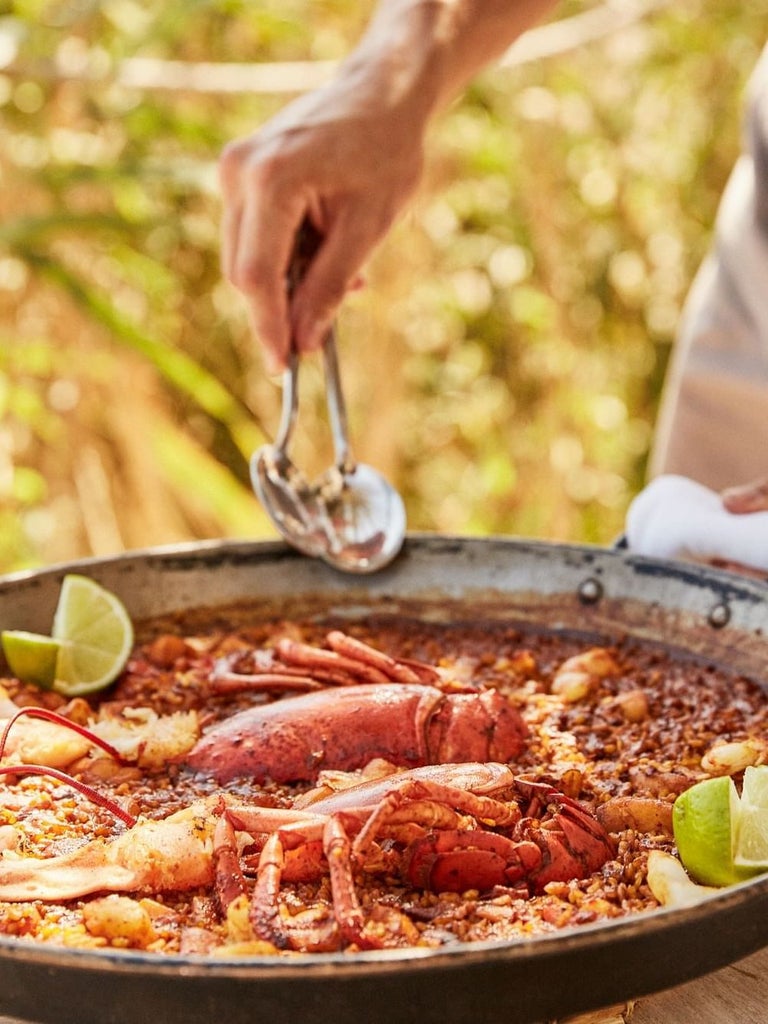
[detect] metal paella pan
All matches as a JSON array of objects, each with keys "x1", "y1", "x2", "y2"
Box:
[{"x1": 1, "y1": 534, "x2": 768, "y2": 1024}]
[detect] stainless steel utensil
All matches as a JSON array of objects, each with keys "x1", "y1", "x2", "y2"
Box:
[
  {"x1": 312, "y1": 330, "x2": 406, "y2": 573},
  {"x1": 250, "y1": 349, "x2": 330, "y2": 559},
  {"x1": 250, "y1": 221, "x2": 405, "y2": 573}
]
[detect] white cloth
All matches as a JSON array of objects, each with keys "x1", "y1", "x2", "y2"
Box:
[{"x1": 625, "y1": 474, "x2": 768, "y2": 571}]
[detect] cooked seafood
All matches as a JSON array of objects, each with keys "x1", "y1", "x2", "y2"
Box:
[
  {"x1": 184, "y1": 683, "x2": 527, "y2": 783},
  {"x1": 0, "y1": 802, "x2": 217, "y2": 901},
  {"x1": 185, "y1": 631, "x2": 527, "y2": 781},
  {"x1": 1, "y1": 615, "x2": 767, "y2": 957}
]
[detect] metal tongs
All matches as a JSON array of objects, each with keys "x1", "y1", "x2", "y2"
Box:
[{"x1": 250, "y1": 222, "x2": 406, "y2": 574}]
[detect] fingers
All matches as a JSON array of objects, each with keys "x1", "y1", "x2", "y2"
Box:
[
  {"x1": 290, "y1": 208, "x2": 391, "y2": 354},
  {"x1": 219, "y1": 140, "x2": 244, "y2": 283},
  {"x1": 237, "y1": 194, "x2": 302, "y2": 373},
  {"x1": 219, "y1": 141, "x2": 307, "y2": 372},
  {"x1": 217, "y1": 86, "x2": 425, "y2": 371},
  {"x1": 709, "y1": 558, "x2": 768, "y2": 579},
  {"x1": 721, "y1": 477, "x2": 768, "y2": 515},
  {"x1": 220, "y1": 148, "x2": 392, "y2": 368}
]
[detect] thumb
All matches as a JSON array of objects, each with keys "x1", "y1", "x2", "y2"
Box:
[{"x1": 291, "y1": 212, "x2": 385, "y2": 352}]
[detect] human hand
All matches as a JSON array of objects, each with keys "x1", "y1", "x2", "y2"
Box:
[
  {"x1": 711, "y1": 477, "x2": 768, "y2": 575},
  {"x1": 219, "y1": 70, "x2": 427, "y2": 373},
  {"x1": 625, "y1": 475, "x2": 768, "y2": 575},
  {"x1": 721, "y1": 477, "x2": 768, "y2": 515},
  {"x1": 219, "y1": 0, "x2": 559, "y2": 372}
]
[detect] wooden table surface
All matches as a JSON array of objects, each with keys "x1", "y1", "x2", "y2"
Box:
[
  {"x1": 1, "y1": 944, "x2": 767, "y2": 1024},
  {"x1": 559, "y1": 943, "x2": 768, "y2": 1024}
]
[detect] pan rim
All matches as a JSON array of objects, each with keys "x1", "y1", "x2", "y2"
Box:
[
  {"x1": 0, "y1": 868, "x2": 767, "y2": 978},
  {"x1": 1, "y1": 533, "x2": 768, "y2": 1023}
]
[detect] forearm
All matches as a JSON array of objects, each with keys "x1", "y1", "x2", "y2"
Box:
[
  {"x1": 220, "y1": 0, "x2": 560, "y2": 366},
  {"x1": 345, "y1": 0, "x2": 560, "y2": 123}
]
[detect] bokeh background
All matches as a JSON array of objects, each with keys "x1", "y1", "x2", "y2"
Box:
[{"x1": 0, "y1": 0, "x2": 765, "y2": 573}]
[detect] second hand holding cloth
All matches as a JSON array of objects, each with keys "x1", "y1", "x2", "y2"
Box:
[{"x1": 626, "y1": 474, "x2": 768, "y2": 573}]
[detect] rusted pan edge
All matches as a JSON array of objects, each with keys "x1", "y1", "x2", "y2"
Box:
[
  {"x1": 0, "y1": 870, "x2": 767, "y2": 1024},
  {"x1": 0, "y1": 534, "x2": 765, "y2": 678}
]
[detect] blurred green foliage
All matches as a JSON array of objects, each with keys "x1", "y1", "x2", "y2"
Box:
[{"x1": 0, "y1": 0, "x2": 765, "y2": 572}]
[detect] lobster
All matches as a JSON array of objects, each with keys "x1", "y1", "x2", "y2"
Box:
[
  {"x1": 184, "y1": 630, "x2": 528, "y2": 783},
  {"x1": 184, "y1": 683, "x2": 528, "y2": 783},
  {"x1": 219, "y1": 761, "x2": 616, "y2": 951},
  {"x1": 0, "y1": 751, "x2": 614, "y2": 953}
]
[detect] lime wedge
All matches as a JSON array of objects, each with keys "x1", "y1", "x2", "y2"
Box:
[
  {"x1": 1, "y1": 630, "x2": 62, "y2": 688},
  {"x1": 734, "y1": 765, "x2": 768, "y2": 871},
  {"x1": 740, "y1": 764, "x2": 768, "y2": 807},
  {"x1": 50, "y1": 574, "x2": 134, "y2": 696},
  {"x1": 672, "y1": 775, "x2": 748, "y2": 887}
]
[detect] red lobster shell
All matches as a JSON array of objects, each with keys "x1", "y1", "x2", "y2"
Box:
[{"x1": 183, "y1": 683, "x2": 528, "y2": 783}]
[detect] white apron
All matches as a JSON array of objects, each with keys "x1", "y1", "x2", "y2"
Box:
[{"x1": 649, "y1": 45, "x2": 768, "y2": 489}]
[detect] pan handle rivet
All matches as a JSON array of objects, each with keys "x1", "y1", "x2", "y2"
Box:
[
  {"x1": 708, "y1": 602, "x2": 731, "y2": 629},
  {"x1": 578, "y1": 578, "x2": 603, "y2": 604}
]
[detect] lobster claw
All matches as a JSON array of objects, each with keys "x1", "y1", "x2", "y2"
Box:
[
  {"x1": 405, "y1": 831, "x2": 519, "y2": 892},
  {"x1": 404, "y1": 831, "x2": 545, "y2": 893},
  {"x1": 521, "y1": 795, "x2": 615, "y2": 892}
]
